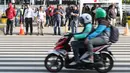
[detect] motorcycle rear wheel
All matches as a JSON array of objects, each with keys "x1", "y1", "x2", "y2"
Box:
[
  {"x1": 95, "y1": 53, "x2": 114, "y2": 73},
  {"x1": 44, "y1": 54, "x2": 63, "y2": 72}
]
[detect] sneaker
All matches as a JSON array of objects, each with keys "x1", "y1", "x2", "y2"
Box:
[
  {"x1": 69, "y1": 61, "x2": 77, "y2": 66},
  {"x1": 5, "y1": 33, "x2": 9, "y2": 35},
  {"x1": 37, "y1": 33, "x2": 39, "y2": 36},
  {"x1": 25, "y1": 33, "x2": 28, "y2": 35},
  {"x1": 41, "y1": 33, "x2": 44, "y2": 36},
  {"x1": 30, "y1": 33, "x2": 33, "y2": 35},
  {"x1": 82, "y1": 55, "x2": 94, "y2": 63}
]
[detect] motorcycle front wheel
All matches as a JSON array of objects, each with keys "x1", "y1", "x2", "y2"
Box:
[
  {"x1": 95, "y1": 53, "x2": 114, "y2": 73},
  {"x1": 44, "y1": 54, "x2": 63, "y2": 72}
]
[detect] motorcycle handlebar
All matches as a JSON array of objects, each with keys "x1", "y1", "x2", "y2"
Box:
[{"x1": 64, "y1": 33, "x2": 73, "y2": 37}]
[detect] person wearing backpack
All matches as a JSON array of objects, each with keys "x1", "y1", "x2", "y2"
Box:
[
  {"x1": 36, "y1": 6, "x2": 46, "y2": 35},
  {"x1": 6, "y1": 3, "x2": 16, "y2": 35},
  {"x1": 83, "y1": 8, "x2": 111, "y2": 63}
]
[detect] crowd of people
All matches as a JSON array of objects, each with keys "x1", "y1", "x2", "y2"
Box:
[{"x1": 5, "y1": 3, "x2": 118, "y2": 35}]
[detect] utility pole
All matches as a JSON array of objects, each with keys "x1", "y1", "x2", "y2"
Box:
[{"x1": 4, "y1": 0, "x2": 6, "y2": 12}]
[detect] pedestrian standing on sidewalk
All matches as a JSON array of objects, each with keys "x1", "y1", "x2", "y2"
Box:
[
  {"x1": 65, "y1": 4, "x2": 71, "y2": 27},
  {"x1": 48, "y1": 5, "x2": 54, "y2": 26},
  {"x1": 70, "y1": 5, "x2": 79, "y2": 34},
  {"x1": 60, "y1": 6, "x2": 65, "y2": 26},
  {"x1": 53, "y1": 4, "x2": 63, "y2": 35},
  {"x1": 82, "y1": 4, "x2": 90, "y2": 14},
  {"x1": 36, "y1": 6, "x2": 46, "y2": 35},
  {"x1": 5, "y1": 3, "x2": 16, "y2": 35},
  {"x1": 107, "y1": 4, "x2": 117, "y2": 26},
  {"x1": 20, "y1": 5, "x2": 25, "y2": 25},
  {"x1": 24, "y1": 4, "x2": 34, "y2": 35},
  {"x1": 14, "y1": 5, "x2": 19, "y2": 27},
  {"x1": 45, "y1": 6, "x2": 50, "y2": 27},
  {"x1": 91, "y1": 4, "x2": 99, "y2": 26},
  {"x1": 68, "y1": 6, "x2": 73, "y2": 30}
]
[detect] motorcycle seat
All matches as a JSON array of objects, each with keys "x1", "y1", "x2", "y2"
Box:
[
  {"x1": 93, "y1": 42, "x2": 112, "y2": 47},
  {"x1": 93, "y1": 42, "x2": 112, "y2": 52}
]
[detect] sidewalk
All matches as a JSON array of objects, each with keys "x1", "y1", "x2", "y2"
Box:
[{"x1": 11, "y1": 26, "x2": 125, "y2": 35}]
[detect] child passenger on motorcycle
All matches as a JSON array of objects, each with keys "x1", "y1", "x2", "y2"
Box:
[
  {"x1": 83, "y1": 8, "x2": 111, "y2": 63},
  {"x1": 70, "y1": 13, "x2": 93, "y2": 65}
]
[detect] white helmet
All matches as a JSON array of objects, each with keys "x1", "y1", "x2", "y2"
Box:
[{"x1": 79, "y1": 13, "x2": 92, "y2": 24}]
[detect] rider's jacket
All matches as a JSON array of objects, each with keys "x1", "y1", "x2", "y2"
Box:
[
  {"x1": 87, "y1": 19, "x2": 111, "y2": 41},
  {"x1": 74, "y1": 23, "x2": 93, "y2": 40}
]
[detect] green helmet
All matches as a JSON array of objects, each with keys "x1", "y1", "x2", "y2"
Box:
[{"x1": 95, "y1": 8, "x2": 106, "y2": 19}]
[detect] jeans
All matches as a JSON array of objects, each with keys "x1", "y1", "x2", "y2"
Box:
[
  {"x1": 15, "y1": 17, "x2": 19, "y2": 26},
  {"x1": 6, "y1": 19, "x2": 13, "y2": 35},
  {"x1": 71, "y1": 41, "x2": 86, "y2": 62},
  {"x1": 70, "y1": 20, "x2": 78, "y2": 34},
  {"x1": 65, "y1": 16, "x2": 71, "y2": 27},
  {"x1": 92, "y1": 14, "x2": 96, "y2": 25},
  {"x1": 84, "y1": 37, "x2": 109, "y2": 55},
  {"x1": 45, "y1": 16, "x2": 49, "y2": 26},
  {"x1": 49, "y1": 16, "x2": 53, "y2": 26},
  {"x1": 20, "y1": 16, "x2": 24, "y2": 24},
  {"x1": 54, "y1": 19, "x2": 61, "y2": 35}
]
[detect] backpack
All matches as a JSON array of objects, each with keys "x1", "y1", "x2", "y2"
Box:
[{"x1": 109, "y1": 25, "x2": 119, "y2": 43}]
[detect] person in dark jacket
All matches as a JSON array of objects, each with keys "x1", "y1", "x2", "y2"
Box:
[
  {"x1": 84, "y1": 8, "x2": 111, "y2": 63},
  {"x1": 65, "y1": 4, "x2": 72, "y2": 27},
  {"x1": 6, "y1": 3, "x2": 16, "y2": 35},
  {"x1": 107, "y1": 4, "x2": 117, "y2": 26},
  {"x1": 82, "y1": 4, "x2": 90, "y2": 14},
  {"x1": 91, "y1": 4, "x2": 99, "y2": 25},
  {"x1": 68, "y1": 6, "x2": 73, "y2": 30},
  {"x1": 70, "y1": 5, "x2": 79, "y2": 34}
]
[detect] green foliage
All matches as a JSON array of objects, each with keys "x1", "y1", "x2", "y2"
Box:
[{"x1": 123, "y1": 0, "x2": 130, "y2": 4}]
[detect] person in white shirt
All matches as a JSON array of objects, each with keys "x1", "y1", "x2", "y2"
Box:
[
  {"x1": 24, "y1": 4, "x2": 34, "y2": 35},
  {"x1": 36, "y1": 6, "x2": 46, "y2": 35}
]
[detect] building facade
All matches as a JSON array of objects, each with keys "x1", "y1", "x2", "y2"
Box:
[{"x1": 0, "y1": 0, "x2": 78, "y2": 5}]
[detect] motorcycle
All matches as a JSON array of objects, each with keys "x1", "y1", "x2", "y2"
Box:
[{"x1": 44, "y1": 33, "x2": 114, "y2": 73}]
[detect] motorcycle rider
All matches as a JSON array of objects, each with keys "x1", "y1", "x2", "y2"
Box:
[
  {"x1": 70, "y1": 13, "x2": 93, "y2": 65},
  {"x1": 83, "y1": 8, "x2": 111, "y2": 63}
]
